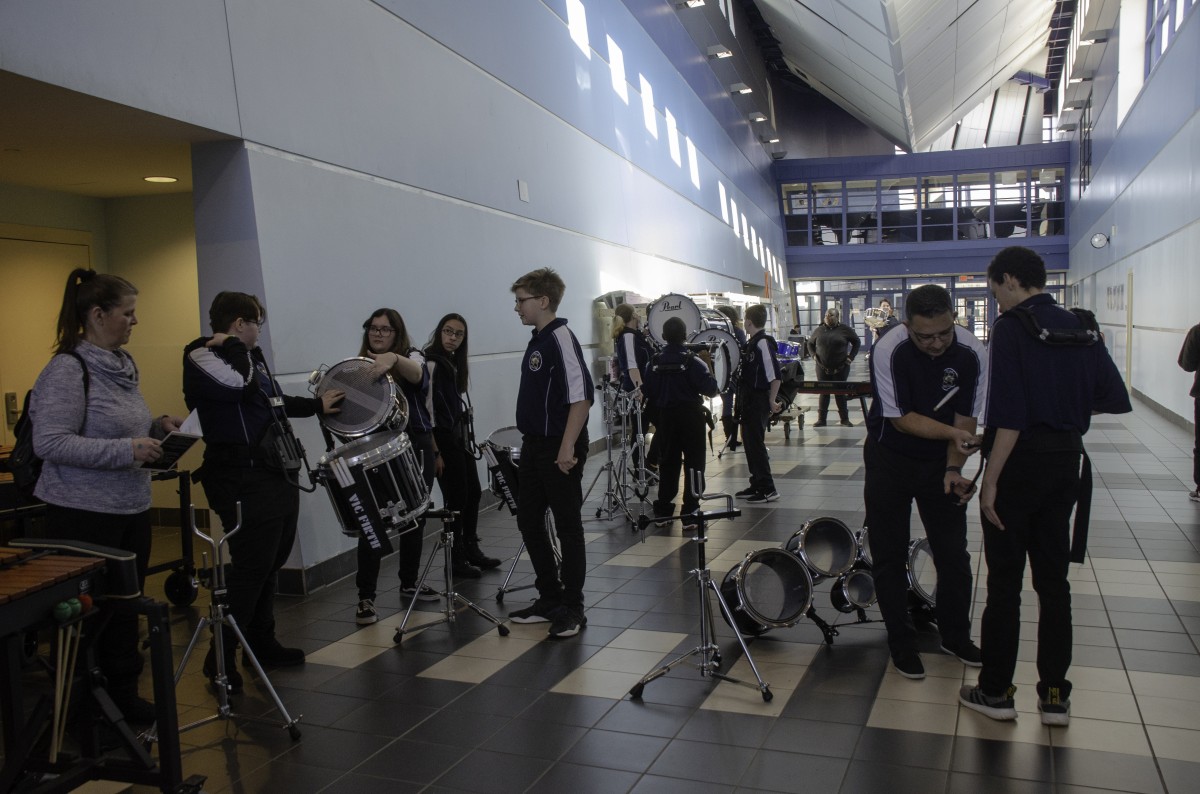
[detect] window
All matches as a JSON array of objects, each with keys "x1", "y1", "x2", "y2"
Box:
[
  {"x1": 1033, "y1": 167, "x2": 1065, "y2": 236},
  {"x1": 845, "y1": 180, "x2": 878, "y2": 244},
  {"x1": 881, "y1": 177, "x2": 918, "y2": 243},
  {"x1": 957, "y1": 173, "x2": 992, "y2": 238},
  {"x1": 994, "y1": 170, "x2": 1029, "y2": 239},
  {"x1": 782, "y1": 182, "x2": 810, "y2": 247},
  {"x1": 812, "y1": 181, "x2": 842, "y2": 245}
]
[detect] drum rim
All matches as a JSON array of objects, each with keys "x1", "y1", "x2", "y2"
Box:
[
  {"x1": 484, "y1": 425, "x2": 524, "y2": 452},
  {"x1": 731, "y1": 548, "x2": 813, "y2": 629},
  {"x1": 857, "y1": 527, "x2": 873, "y2": 566},
  {"x1": 832, "y1": 568, "x2": 878, "y2": 610},
  {"x1": 789, "y1": 517, "x2": 857, "y2": 578},
  {"x1": 319, "y1": 431, "x2": 411, "y2": 466},
  {"x1": 907, "y1": 537, "x2": 937, "y2": 606},
  {"x1": 646, "y1": 292, "x2": 702, "y2": 346},
  {"x1": 317, "y1": 357, "x2": 407, "y2": 438}
]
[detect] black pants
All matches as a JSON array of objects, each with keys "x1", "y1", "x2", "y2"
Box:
[
  {"x1": 517, "y1": 434, "x2": 588, "y2": 608},
  {"x1": 356, "y1": 430, "x2": 435, "y2": 598},
  {"x1": 739, "y1": 390, "x2": 774, "y2": 494},
  {"x1": 653, "y1": 402, "x2": 707, "y2": 519},
  {"x1": 979, "y1": 445, "x2": 1080, "y2": 699},
  {"x1": 818, "y1": 363, "x2": 851, "y2": 422},
  {"x1": 200, "y1": 465, "x2": 298, "y2": 645},
  {"x1": 434, "y1": 426, "x2": 482, "y2": 547},
  {"x1": 863, "y1": 436, "x2": 973, "y2": 658},
  {"x1": 44, "y1": 504, "x2": 151, "y2": 691},
  {"x1": 1193, "y1": 396, "x2": 1199, "y2": 488}
]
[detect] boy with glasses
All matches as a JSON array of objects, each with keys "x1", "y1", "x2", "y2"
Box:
[{"x1": 507, "y1": 268, "x2": 593, "y2": 638}]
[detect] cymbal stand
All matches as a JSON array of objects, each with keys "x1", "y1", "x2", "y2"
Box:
[
  {"x1": 628, "y1": 477, "x2": 772, "y2": 703},
  {"x1": 162, "y1": 503, "x2": 302, "y2": 741},
  {"x1": 496, "y1": 507, "x2": 559, "y2": 603},
  {"x1": 395, "y1": 509, "x2": 510, "y2": 643},
  {"x1": 583, "y1": 380, "x2": 622, "y2": 520},
  {"x1": 619, "y1": 394, "x2": 655, "y2": 538}
]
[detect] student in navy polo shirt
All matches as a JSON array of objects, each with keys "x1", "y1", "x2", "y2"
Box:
[
  {"x1": 864, "y1": 284, "x2": 985, "y2": 680},
  {"x1": 507, "y1": 268, "x2": 594, "y2": 638},
  {"x1": 735, "y1": 304, "x2": 783, "y2": 503},
  {"x1": 646, "y1": 317, "x2": 719, "y2": 528},
  {"x1": 961, "y1": 247, "x2": 1130, "y2": 725}
]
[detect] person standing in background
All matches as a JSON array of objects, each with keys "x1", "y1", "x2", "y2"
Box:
[{"x1": 1179, "y1": 321, "x2": 1200, "y2": 502}]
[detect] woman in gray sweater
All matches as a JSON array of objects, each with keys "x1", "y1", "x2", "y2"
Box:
[{"x1": 31, "y1": 268, "x2": 182, "y2": 725}]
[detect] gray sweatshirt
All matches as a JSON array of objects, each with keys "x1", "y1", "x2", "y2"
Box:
[{"x1": 31, "y1": 340, "x2": 163, "y2": 514}]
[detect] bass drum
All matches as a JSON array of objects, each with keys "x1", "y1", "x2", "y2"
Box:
[
  {"x1": 907, "y1": 537, "x2": 937, "y2": 607},
  {"x1": 314, "y1": 357, "x2": 408, "y2": 439},
  {"x1": 784, "y1": 516, "x2": 858, "y2": 580},
  {"x1": 646, "y1": 293, "x2": 702, "y2": 346},
  {"x1": 718, "y1": 548, "x2": 813, "y2": 637},
  {"x1": 687, "y1": 328, "x2": 741, "y2": 393}
]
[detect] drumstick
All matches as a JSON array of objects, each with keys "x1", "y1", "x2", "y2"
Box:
[
  {"x1": 933, "y1": 385, "x2": 959, "y2": 412},
  {"x1": 51, "y1": 624, "x2": 64, "y2": 761}
]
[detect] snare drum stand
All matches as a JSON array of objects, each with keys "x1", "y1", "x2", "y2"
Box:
[
  {"x1": 496, "y1": 507, "x2": 559, "y2": 603},
  {"x1": 163, "y1": 504, "x2": 302, "y2": 741},
  {"x1": 628, "y1": 479, "x2": 772, "y2": 703},
  {"x1": 395, "y1": 509, "x2": 510, "y2": 643}
]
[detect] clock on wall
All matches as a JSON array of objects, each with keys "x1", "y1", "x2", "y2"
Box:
[{"x1": 1090, "y1": 232, "x2": 1109, "y2": 249}]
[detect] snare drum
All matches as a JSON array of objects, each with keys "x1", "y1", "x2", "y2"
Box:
[
  {"x1": 784, "y1": 516, "x2": 857, "y2": 579},
  {"x1": 316, "y1": 431, "x2": 430, "y2": 539},
  {"x1": 687, "y1": 328, "x2": 741, "y2": 393},
  {"x1": 482, "y1": 426, "x2": 523, "y2": 513},
  {"x1": 907, "y1": 537, "x2": 937, "y2": 606},
  {"x1": 314, "y1": 357, "x2": 409, "y2": 439},
  {"x1": 830, "y1": 566, "x2": 878, "y2": 613},
  {"x1": 646, "y1": 293, "x2": 702, "y2": 346},
  {"x1": 718, "y1": 548, "x2": 813, "y2": 636}
]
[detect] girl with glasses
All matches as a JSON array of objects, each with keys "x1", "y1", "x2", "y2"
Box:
[{"x1": 424, "y1": 314, "x2": 501, "y2": 577}]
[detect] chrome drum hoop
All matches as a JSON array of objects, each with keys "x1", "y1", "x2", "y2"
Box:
[
  {"x1": 316, "y1": 432, "x2": 430, "y2": 535},
  {"x1": 857, "y1": 527, "x2": 873, "y2": 568},
  {"x1": 646, "y1": 293, "x2": 703, "y2": 346},
  {"x1": 718, "y1": 548, "x2": 813, "y2": 636},
  {"x1": 784, "y1": 516, "x2": 858, "y2": 579},
  {"x1": 907, "y1": 537, "x2": 937, "y2": 607},
  {"x1": 316, "y1": 357, "x2": 409, "y2": 439},
  {"x1": 830, "y1": 566, "x2": 878, "y2": 613}
]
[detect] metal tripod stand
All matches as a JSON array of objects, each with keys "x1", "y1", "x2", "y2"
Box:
[
  {"x1": 496, "y1": 508, "x2": 559, "y2": 603},
  {"x1": 583, "y1": 379, "x2": 623, "y2": 519},
  {"x1": 394, "y1": 509, "x2": 510, "y2": 642},
  {"x1": 164, "y1": 503, "x2": 303, "y2": 740},
  {"x1": 628, "y1": 481, "x2": 772, "y2": 703}
]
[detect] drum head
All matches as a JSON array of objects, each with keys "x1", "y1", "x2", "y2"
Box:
[
  {"x1": 319, "y1": 431, "x2": 409, "y2": 467},
  {"x1": 317, "y1": 358, "x2": 408, "y2": 438},
  {"x1": 908, "y1": 537, "x2": 937, "y2": 606},
  {"x1": 484, "y1": 426, "x2": 524, "y2": 453},
  {"x1": 688, "y1": 329, "x2": 741, "y2": 392},
  {"x1": 722, "y1": 548, "x2": 813, "y2": 634},
  {"x1": 646, "y1": 293, "x2": 702, "y2": 346},
  {"x1": 786, "y1": 517, "x2": 857, "y2": 579}
]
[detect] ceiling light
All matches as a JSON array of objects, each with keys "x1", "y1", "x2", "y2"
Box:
[
  {"x1": 674, "y1": 0, "x2": 705, "y2": 8},
  {"x1": 143, "y1": 176, "x2": 178, "y2": 183},
  {"x1": 729, "y1": 82, "x2": 752, "y2": 95},
  {"x1": 749, "y1": 111, "x2": 768, "y2": 122},
  {"x1": 707, "y1": 45, "x2": 732, "y2": 59},
  {"x1": 760, "y1": 135, "x2": 780, "y2": 144}
]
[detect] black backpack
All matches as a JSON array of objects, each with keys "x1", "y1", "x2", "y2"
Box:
[{"x1": 8, "y1": 352, "x2": 89, "y2": 502}]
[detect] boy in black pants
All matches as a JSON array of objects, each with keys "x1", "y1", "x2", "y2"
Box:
[{"x1": 736, "y1": 304, "x2": 782, "y2": 503}]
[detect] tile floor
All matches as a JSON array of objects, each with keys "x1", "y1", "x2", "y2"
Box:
[{"x1": 135, "y1": 394, "x2": 1199, "y2": 793}]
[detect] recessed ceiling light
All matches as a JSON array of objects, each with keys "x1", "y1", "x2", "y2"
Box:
[
  {"x1": 729, "y1": 82, "x2": 752, "y2": 95},
  {"x1": 143, "y1": 176, "x2": 178, "y2": 183}
]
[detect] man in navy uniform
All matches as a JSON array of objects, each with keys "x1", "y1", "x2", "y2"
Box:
[
  {"x1": 506, "y1": 268, "x2": 593, "y2": 638},
  {"x1": 646, "y1": 317, "x2": 719, "y2": 528},
  {"x1": 735, "y1": 304, "x2": 782, "y2": 503},
  {"x1": 962, "y1": 246, "x2": 1131, "y2": 724},
  {"x1": 865, "y1": 284, "x2": 986, "y2": 680}
]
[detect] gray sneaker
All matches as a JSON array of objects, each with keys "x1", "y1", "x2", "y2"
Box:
[{"x1": 959, "y1": 685, "x2": 1017, "y2": 720}]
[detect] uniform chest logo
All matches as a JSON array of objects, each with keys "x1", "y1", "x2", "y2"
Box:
[
  {"x1": 942, "y1": 368, "x2": 959, "y2": 389},
  {"x1": 528, "y1": 351, "x2": 543, "y2": 372}
]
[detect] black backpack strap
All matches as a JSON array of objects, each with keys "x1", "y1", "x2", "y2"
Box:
[{"x1": 1003, "y1": 306, "x2": 1100, "y2": 346}]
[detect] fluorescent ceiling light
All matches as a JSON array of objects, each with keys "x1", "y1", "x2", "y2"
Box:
[
  {"x1": 749, "y1": 111, "x2": 768, "y2": 122},
  {"x1": 729, "y1": 82, "x2": 752, "y2": 95},
  {"x1": 675, "y1": 0, "x2": 705, "y2": 8},
  {"x1": 707, "y1": 45, "x2": 732, "y2": 59}
]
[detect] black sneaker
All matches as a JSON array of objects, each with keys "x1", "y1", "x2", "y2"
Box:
[
  {"x1": 464, "y1": 542, "x2": 502, "y2": 570},
  {"x1": 203, "y1": 646, "x2": 243, "y2": 695},
  {"x1": 452, "y1": 556, "x2": 483, "y2": 579},
  {"x1": 1189, "y1": 489, "x2": 1200, "y2": 503},
  {"x1": 959, "y1": 685, "x2": 1017, "y2": 720},
  {"x1": 548, "y1": 605, "x2": 587, "y2": 638},
  {"x1": 356, "y1": 598, "x2": 378, "y2": 625},
  {"x1": 401, "y1": 584, "x2": 440, "y2": 602},
  {"x1": 1038, "y1": 687, "x2": 1071, "y2": 726},
  {"x1": 745, "y1": 490, "x2": 779, "y2": 503},
  {"x1": 813, "y1": 420, "x2": 827, "y2": 427},
  {"x1": 247, "y1": 638, "x2": 305, "y2": 667},
  {"x1": 839, "y1": 419, "x2": 854, "y2": 427},
  {"x1": 735, "y1": 487, "x2": 758, "y2": 499},
  {"x1": 941, "y1": 640, "x2": 983, "y2": 667},
  {"x1": 508, "y1": 598, "x2": 560, "y2": 624},
  {"x1": 892, "y1": 652, "x2": 925, "y2": 680}
]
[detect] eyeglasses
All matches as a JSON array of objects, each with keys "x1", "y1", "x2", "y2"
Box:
[
  {"x1": 368, "y1": 326, "x2": 396, "y2": 336},
  {"x1": 514, "y1": 295, "x2": 544, "y2": 306},
  {"x1": 911, "y1": 326, "x2": 955, "y2": 344},
  {"x1": 441, "y1": 327, "x2": 465, "y2": 339},
  {"x1": 243, "y1": 317, "x2": 265, "y2": 328}
]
